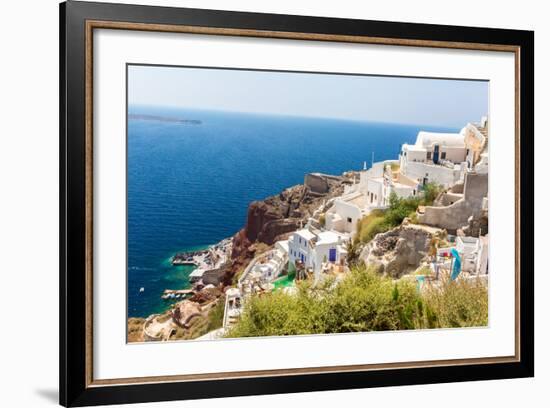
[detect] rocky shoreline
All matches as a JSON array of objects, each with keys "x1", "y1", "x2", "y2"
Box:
[{"x1": 128, "y1": 172, "x2": 354, "y2": 342}]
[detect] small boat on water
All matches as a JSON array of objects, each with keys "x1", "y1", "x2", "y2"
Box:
[{"x1": 161, "y1": 288, "x2": 196, "y2": 300}]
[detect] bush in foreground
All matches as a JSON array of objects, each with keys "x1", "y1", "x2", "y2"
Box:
[
  {"x1": 225, "y1": 267, "x2": 488, "y2": 338},
  {"x1": 422, "y1": 277, "x2": 488, "y2": 328}
]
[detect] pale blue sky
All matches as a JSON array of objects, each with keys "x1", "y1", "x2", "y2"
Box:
[{"x1": 128, "y1": 65, "x2": 488, "y2": 128}]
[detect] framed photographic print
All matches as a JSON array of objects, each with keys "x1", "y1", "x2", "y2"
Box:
[{"x1": 59, "y1": 1, "x2": 534, "y2": 406}]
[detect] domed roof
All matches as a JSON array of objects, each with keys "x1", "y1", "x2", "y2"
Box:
[{"x1": 415, "y1": 131, "x2": 465, "y2": 148}]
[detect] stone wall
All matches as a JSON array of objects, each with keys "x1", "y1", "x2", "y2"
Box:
[
  {"x1": 449, "y1": 182, "x2": 465, "y2": 194},
  {"x1": 304, "y1": 173, "x2": 343, "y2": 195},
  {"x1": 418, "y1": 172, "x2": 488, "y2": 233},
  {"x1": 439, "y1": 192, "x2": 463, "y2": 206},
  {"x1": 202, "y1": 264, "x2": 229, "y2": 286},
  {"x1": 402, "y1": 161, "x2": 463, "y2": 187},
  {"x1": 304, "y1": 173, "x2": 330, "y2": 194}
]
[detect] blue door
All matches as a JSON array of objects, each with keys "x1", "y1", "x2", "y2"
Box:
[
  {"x1": 433, "y1": 144, "x2": 440, "y2": 164},
  {"x1": 329, "y1": 248, "x2": 337, "y2": 262}
]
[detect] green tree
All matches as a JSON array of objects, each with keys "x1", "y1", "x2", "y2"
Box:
[{"x1": 421, "y1": 182, "x2": 444, "y2": 206}]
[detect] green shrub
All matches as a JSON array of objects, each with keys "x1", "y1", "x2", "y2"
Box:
[
  {"x1": 224, "y1": 267, "x2": 488, "y2": 338},
  {"x1": 345, "y1": 240, "x2": 362, "y2": 266},
  {"x1": 421, "y1": 182, "x2": 444, "y2": 206},
  {"x1": 356, "y1": 183, "x2": 443, "y2": 245},
  {"x1": 385, "y1": 193, "x2": 422, "y2": 226},
  {"x1": 355, "y1": 209, "x2": 387, "y2": 244},
  {"x1": 206, "y1": 298, "x2": 225, "y2": 332},
  {"x1": 423, "y1": 277, "x2": 488, "y2": 327},
  {"x1": 360, "y1": 216, "x2": 390, "y2": 243},
  {"x1": 356, "y1": 194, "x2": 422, "y2": 244}
]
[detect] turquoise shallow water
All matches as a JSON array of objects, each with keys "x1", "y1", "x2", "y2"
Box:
[{"x1": 127, "y1": 106, "x2": 458, "y2": 318}]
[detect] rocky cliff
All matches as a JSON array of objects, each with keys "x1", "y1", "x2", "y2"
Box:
[
  {"x1": 360, "y1": 223, "x2": 446, "y2": 278},
  {"x1": 223, "y1": 173, "x2": 351, "y2": 284}
]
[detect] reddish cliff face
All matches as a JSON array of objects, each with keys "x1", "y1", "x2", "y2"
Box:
[
  {"x1": 244, "y1": 200, "x2": 288, "y2": 243},
  {"x1": 223, "y1": 174, "x2": 350, "y2": 285}
]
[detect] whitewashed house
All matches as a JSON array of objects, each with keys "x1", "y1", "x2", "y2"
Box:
[
  {"x1": 313, "y1": 231, "x2": 349, "y2": 274},
  {"x1": 288, "y1": 228, "x2": 348, "y2": 279},
  {"x1": 288, "y1": 229, "x2": 316, "y2": 271},
  {"x1": 324, "y1": 191, "x2": 368, "y2": 235},
  {"x1": 364, "y1": 166, "x2": 419, "y2": 207},
  {"x1": 400, "y1": 130, "x2": 469, "y2": 187},
  {"x1": 401, "y1": 131, "x2": 467, "y2": 164},
  {"x1": 326, "y1": 160, "x2": 418, "y2": 238}
]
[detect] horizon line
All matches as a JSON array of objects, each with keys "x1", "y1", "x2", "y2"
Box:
[{"x1": 127, "y1": 103, "x2": 476, "y2": 130}]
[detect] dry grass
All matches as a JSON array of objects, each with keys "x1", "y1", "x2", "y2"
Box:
[
  {"x1": 423, "y1": 277, "x2": 488, "y2": 327},
  {"x1": 127, "y1": 317, "x2": 146, "y2": 343},
  {"x1": 168, "y1": 297, "x2": 226, "y2": 341}
]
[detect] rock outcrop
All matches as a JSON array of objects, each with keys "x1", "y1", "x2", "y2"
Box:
[
  {"x1": 172, "y1": 300, "x2": 202, "y2": 328},
  {"x1": 458, "y1": 211, "x2": 488, "y2": 237},
  {"x1": 360, "y1": 224, "x2": 446, "y2": 278}
]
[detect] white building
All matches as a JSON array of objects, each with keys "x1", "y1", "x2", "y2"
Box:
[
  {"x1": 402, "y1": 131, "x2": 467, "y2": 164},
  {"x1": 313, "y1": 231, "x2": 349, "y2": 275},
  {"x1": 364, "y1": 168, "x2": 419, "y2": 207},
  {"x1": 324, "y1": 120, "x2": 487, "y2": 242},
  {"x1": 238, "y1": 242, "x2": 289, "y2": 290},
  {"x1": 288, "y1": 229, "x2": 316, "y2": 271},
  {"x1": 288, "y1": 228, "x2": 349, "y2": 279},
  {"x1": 456, "y1": 235, "x2": 489, "y2": 275},
  {"x1": 275, "y1": 239, "x2": 289, "y2": 255},
  {"x1": 325, "y1": 191, "x2": 368, "y2": 236},
  {"x1": 400, "y1": 129, "x2": 469, "y2": 187},
  {"x1": 326, "y1": 160, "x2": 419, "y2": 238},
  {"x1": 436, "y1": 235, "x2": 489, "y2": 276}
]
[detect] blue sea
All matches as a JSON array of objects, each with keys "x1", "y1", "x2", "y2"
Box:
[{"x1": 127, "y1": 106, "x2": 458, "y2": 318}]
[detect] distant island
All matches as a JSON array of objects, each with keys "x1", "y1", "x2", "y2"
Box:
[{"x1": 129, "y1": 113, "x2": 202, "y2": 125}]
